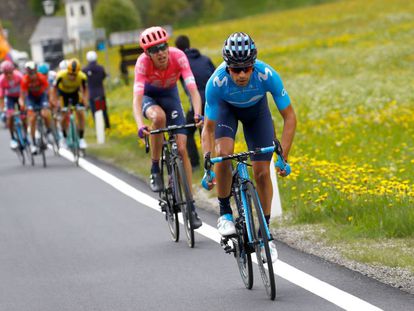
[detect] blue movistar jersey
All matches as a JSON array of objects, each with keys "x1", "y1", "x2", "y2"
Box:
[{"x1": 205, "y1": 60, "x2": 291, "y2": 121}]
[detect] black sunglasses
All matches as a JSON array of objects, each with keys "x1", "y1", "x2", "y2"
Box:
[
  {"x1": 229, "y1": 66, "x2": 253, "y2": 74},
  {"x1": 147, "y1": 43, "x2": 168, "y2": 54}
]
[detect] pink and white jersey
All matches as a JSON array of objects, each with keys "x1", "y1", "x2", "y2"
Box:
[
  {"x1": 133, "y1": 47, "x2": 197, "y2": 95},
  {"x1": 0, "y1": 70, "x2": 23, "y2": 98}
]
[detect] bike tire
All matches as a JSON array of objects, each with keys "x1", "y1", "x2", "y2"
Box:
[
  {"x1": 174, "y1": 158, "x2": 194, "y2": 248},
  {"x1": 14, "y1": 129, "x2": 25, "y2": 165},
  {"x1": 161, "y1": 149, "x2": 179, "y2": 242},
  {"x1": 232, "y1": 186, "x2": 254, "y2": 289},
  {"x1": 233, "y1": 230, "x2": 253, "y2": 289},
  {"x1": 70, "y1": 117, "x2": 80, "y2": 166},
  {"x1": 38, "y1": 122, "x2": 47, "y2": 168},
  {"x1": 246, "y1": 182, "x2": 276, "y2": 300}
]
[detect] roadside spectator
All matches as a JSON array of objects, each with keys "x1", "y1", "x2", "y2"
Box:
[
  {"x1": 175, "y1": 35, "x2": 215, "y2": 169},
  {"x1": 82, "y1": 50, "x2": 110, "y2": 129}
]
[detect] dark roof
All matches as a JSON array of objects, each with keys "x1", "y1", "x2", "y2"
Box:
[{"x1": 29, "y1": 16, "x2": 69, "y2": 44}]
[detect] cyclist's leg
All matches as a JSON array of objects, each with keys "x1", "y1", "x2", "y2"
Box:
[
  {"x1": 215, "y1": 100, "x2": 237, "y2": 201},
  {"x1": 26, "y1": 95, "x2": 37, "y2": 143},
  {"x1": 241, "y1": 96, "x2": 274, "y2": 218},
  {"x1": 158, "y1": 87, "x2": 194, "y2": 191},
  {"x1": 39, "y1": 92, "x2": 52, "y2": 130},
  {"x1": 5, "y1": 96, "x2": 16, "y2": 138},
  {"x1": 142, "y1": 96, "x2": 166, "y2": 166},
  {"x1": 59, "y1": 92, "x2": 70, "y2": 140},
  {"x1": 73, "y1": 92, "x2": 87, "y2": 141}
]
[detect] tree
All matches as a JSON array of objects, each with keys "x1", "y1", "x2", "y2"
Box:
[
  {"x1": 94, "y1": 0, "x2": 142, "y2": 34},
  {"x1": 146, "y1": 0, "x2": 190, "y2": 26}
]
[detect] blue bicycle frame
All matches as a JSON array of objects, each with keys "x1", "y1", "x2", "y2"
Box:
[{"x1": 211, "y1": 145, "x2": 276, "y2": 245}]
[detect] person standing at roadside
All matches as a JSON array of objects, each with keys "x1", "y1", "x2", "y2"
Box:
[
  {"x1": 175, "y1": 35, "x2": 216, "y2": 169},
  {"x1": 82, "y1": 50, "x2": 110, "y2": 129}
]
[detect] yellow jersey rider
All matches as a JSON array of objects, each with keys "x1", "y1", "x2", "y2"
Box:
[{"x1": 52, "y1": 58, "x2": 89, "y2": 149}]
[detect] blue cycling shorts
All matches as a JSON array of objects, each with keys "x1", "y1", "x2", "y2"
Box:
[
  {"x1": 215, "y1": 96, "x2": 275, "y2": 161},
  {"x1": 26, "y1": 93, "x2": 48, "y2": 111},
  {"x1": 142, "y1": 84, "x2": 187, "y2": 135},
  {"x1": 5, "y1": 96, "x2": 19, "y2": 110}
]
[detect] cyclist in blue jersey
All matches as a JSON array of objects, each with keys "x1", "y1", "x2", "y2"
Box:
[{"x1": 201, "y1": 32, "x2": 297, "y2": 262}]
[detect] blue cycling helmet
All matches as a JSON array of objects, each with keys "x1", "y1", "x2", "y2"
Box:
[
  {"x1": 38, "y1": 62, "x2": 50, "y2": 75},
  {"x1": 222, "y1": 32, "x2": 257, "y2": 68}
]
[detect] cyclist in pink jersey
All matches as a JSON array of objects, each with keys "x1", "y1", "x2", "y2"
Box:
[
  {"x1": 132, "y1": 26, "x2": 203, "y2": 228},
  {"x1": 0, "y1": 60, "x2": 25, "y2": 149}
]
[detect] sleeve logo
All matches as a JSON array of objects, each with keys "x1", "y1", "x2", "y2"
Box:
[{"x1": 257, "y1": 67, "x2": 272, "y2": 82}]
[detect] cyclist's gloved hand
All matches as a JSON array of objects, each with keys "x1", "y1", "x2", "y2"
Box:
[
  {"x1": 138, "y1": 126, "x2": 149, "y2": 139},
  {"x1": 275, "y1": 154, "x2": 291, "y2": 177},
  {"x1": 194, "y1": 113, "x2": 204, "y2": 128},
  {"x1": 202, "y1": 152, "x2": 216, "y2": 190},
  {"x1": 202, "y1": 169, "x2": 216, "y2": 190}
]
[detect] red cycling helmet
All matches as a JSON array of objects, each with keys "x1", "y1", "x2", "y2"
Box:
[
  {"x1": 139, "y1": 26, "x2": 169, "y2": 51},
  {"x1": 1, "y1": 60, "x2": 15, "y2": 73}
]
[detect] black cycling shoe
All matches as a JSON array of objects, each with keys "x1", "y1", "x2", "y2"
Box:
[
  {"x1": 150, "y1": 172, "x2": 163, "y2": 192},
  {"x1": 192, "y1": 211, "x2": 202, "y2": 229}
]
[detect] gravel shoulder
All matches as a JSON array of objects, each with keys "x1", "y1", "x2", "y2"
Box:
[{"x1": 194, "y1": 189, "x2": 414, "y2": 295}]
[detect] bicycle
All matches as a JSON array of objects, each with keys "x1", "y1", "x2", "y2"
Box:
[
  {"x1": 206, "y1": 139, "x2": 290, "y2": 300},
  {"x1": 145, "y1": 123, "x2": 198, "y2": 248},
  {"x1": 11, "y1": 110, "x2": 33, "y2": 166},
  {"x1": 33, "y1": 108, "x2": 48, "y2": 168},
  {"x1": 48, "y1": 108, "x2": 61, "y2": 156},
  {"x1": 62, "y1": 105, "x2": 85, "y2": 167}
]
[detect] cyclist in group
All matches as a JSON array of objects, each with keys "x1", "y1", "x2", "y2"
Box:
[
  {"x1": 201, "y1": 32, "x2": 297, "y2": 262},
  {"x1": 51, "y1": 58, "x2": 88, "y2": 149},
  {"x1": 0, "y1": 60, "x2": 25, "y2": 149},
  {"x1": 20, "y1": 61, "x2": 53, "y2": 154},
  {"x1": 132, "y1": 26, "x2": 203, "y2": 228}
]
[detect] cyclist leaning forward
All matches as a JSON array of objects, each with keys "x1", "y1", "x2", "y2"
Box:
[
  {"x1": 201, "y1": 32, "x2": 297, "y2": 262},
  {"x1": 20, "y1": 61, "x2": 53, "y2": 154},
  {"x1": 0, "y1": 60, "x2": 25, "y2": 149},
  {"x1": 132, "y1": 26, "x2": 203, "y2": 228},
  {"x1": 51, "y1": 58, "x2": 89, "y2": 149}
]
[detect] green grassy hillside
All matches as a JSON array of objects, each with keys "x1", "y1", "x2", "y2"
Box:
[{"x1": 89, "y1": 0, "x2": 414, "y2": 249}]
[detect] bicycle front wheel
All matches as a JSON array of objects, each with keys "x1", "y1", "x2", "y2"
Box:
[
  {"x1": 174, "y1": 158, "x2": 194, "y2": 248},
  {"x1": 161, "y1": 150, "x2": 179, "y2": 242},
  {"x1": 246, "y1": 182, "x2": 276, "y2": 300},
  {"x1": 69, "y1": 116, "x2": 79, "y2": 166}
]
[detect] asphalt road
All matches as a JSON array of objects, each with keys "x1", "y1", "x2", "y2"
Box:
[{"x1": 0, "y1": 129, "x2": 413, "y2": 311}]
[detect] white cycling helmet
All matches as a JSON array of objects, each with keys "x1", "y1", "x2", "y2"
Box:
[
  {"x1": 59, "y1": 59, "x2": 68, "y2": 70},
  {"x1": 86, "y1": 50, "x2": 97, "y2": 62}
]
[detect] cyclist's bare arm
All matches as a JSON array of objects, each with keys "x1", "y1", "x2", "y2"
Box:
[
  {"x1": 0, "y1": 97, "x2": 4, "y2": 110},
  {"x1": 132, "y1": 92, "x2": 150, "y2": 135},
  {"x1": 279, "y1": 104, "x2": 296, "y2": 161},
  {"x1": 188, "y1": 87, "x2": 202, "y2": 125},
  {"x1": 201, "y1": 117, "x2": 216, "y2": 157}
]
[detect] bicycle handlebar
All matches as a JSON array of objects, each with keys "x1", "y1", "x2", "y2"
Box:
[
  {"x1": 209, "y1": 139, "x2": 290, "y2": 174},
  {"x1": 144, "y1": 123, "x2": 197, "y2": 154},
  {"x1": 149, "y1": 123, "x2": 196, "y2": 135}
]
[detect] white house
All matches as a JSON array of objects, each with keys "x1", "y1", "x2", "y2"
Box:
[{"x1": 29, "y1": 0, "x2": 94, "y2": 68}]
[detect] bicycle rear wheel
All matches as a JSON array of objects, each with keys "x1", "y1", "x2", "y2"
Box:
[
  {"x1": 37, "y1": 120, "x2": 47, "y2": 168},
  {"x1": 245, "y1": 182, "x2": 276, "y2": 300},
  {"x1": 232, "y1": 227, "x2": 253, "y2": 289},
  {"x1": 161, "y1": 150, "x2": 179, "y2": 242},
  {"x1": 174, "y1": 158, "x2": 194, "y2": 248}
]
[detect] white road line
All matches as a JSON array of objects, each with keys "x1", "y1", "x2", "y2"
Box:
[{"x1": 60, "y1": 150, "x2": 383, "y2": 311}]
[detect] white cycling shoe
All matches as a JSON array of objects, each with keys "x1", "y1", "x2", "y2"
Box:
[
  {"x1": 217, "y1": 214, "x2": 236, "y2": 236},
  {"x1": 261, "y1": 241, "x2": 278, "y2": 263},
  {"x1": 10, "y1": 139, "x2": 18, "y2": 149},
  {"x1": 79, "y1": 138, "x2": 87, "y2": 149}
]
